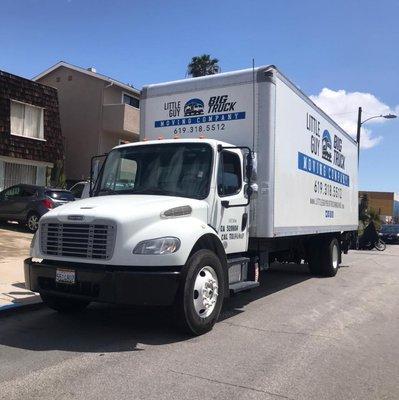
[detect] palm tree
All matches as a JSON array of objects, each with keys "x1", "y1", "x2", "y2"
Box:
[
  {"x1": 367, "y1": 208, "x2": 382, "y2": 230},
  {"x1": 187, "y1": 55, "x2": 220, "y2": 77}
]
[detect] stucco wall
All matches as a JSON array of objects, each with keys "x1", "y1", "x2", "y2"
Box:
[{"x1": 37, "y1": 66, "x2": 140, "y2": 182}]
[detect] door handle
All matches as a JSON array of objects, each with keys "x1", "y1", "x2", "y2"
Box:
[{"x1": 241, "y1": 213, "x2": 248, "y2": 231}]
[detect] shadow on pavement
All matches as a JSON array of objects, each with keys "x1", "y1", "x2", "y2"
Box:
[{"x1": 0, "y1": 262, "x2": 312, "y2": 353}]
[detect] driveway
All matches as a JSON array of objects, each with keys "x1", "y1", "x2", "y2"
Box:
[
  {"x1": 0, "y1": 246, "x2": 398, "y2": 399},
  {"x1": 0, "y1": 225, "x2": 39, "y2": 309},
  {"x1": 0, "y1": 223, "x2": 32, "y2": 262}
]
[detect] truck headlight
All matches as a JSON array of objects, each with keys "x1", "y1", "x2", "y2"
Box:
[{"x1": 133, "y1": 237, "x2": 181, "y2": 255}]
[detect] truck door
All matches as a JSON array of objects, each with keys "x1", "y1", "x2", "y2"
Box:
[{"x1": 216, "y1": 150, "x2": 249, "y2": 254}]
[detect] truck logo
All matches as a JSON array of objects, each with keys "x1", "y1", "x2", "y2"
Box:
[
  {"x1": 67, "y1": 215, "x2": 84, "y2": 221},
  {"x1": 322, "y1": 130, "x2": 332, "y2": 162},
  {"x1": 184, "y1": 98, "x2": 204, "y2": 116}
]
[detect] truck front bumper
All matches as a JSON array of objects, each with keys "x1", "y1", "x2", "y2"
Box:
[{"x1": 24, "y1": 258, "x2": 182, "y2": 306}]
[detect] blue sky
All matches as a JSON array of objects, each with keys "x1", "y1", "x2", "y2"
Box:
[{"x1": 1, "y1": 0, "x2": 398, "y2": 192}]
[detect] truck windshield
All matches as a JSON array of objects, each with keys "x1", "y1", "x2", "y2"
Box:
[{"x1": 96, "y1": 143, "x2": 213, "y2": 199}]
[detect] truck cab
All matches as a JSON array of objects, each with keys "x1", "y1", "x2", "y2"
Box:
[{"x1": 25, "y1": 139, "x2": 257, "y2": 335}]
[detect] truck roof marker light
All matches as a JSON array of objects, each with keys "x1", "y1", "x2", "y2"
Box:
[{"x1": 161, "y1": 205, "x2": 192, "y2": 219}]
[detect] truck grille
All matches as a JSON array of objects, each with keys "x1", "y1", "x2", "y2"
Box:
[{"x1": 40, "y1": 222, "x2": 116, "y2": 260}]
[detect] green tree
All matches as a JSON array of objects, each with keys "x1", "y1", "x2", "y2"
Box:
[
  {"x1": 367, "y1": 208, "x2": 382, "y2": 230},
  {"x1": 50, "y1": 160, "x2": 66, "y2": 188},
  {"x1": 359, "y1": 193, "x2": 369, "y2": 226},
  {"x1": 187, "y1": 55, "x2": 220, "y2": 77}
]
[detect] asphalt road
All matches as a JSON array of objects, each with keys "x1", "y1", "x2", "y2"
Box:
[{"x1": 1, "y1": 246, "x2": 399, "y2": 400}]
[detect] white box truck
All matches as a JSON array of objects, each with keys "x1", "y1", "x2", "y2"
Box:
[{"x1": 25, "y1": 66, "x2": 358, "y2": 335}]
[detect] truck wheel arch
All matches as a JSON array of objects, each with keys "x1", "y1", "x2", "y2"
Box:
[{"x1": 188, "y1": 233, "x2": 229, "y2": 298}]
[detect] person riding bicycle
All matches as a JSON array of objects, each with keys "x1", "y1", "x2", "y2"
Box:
[{"x1": 359, "y1": 221, "x2": 379, "y2": 249}]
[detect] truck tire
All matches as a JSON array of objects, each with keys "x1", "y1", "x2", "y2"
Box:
[
  {"x1": 40, "y1": 293, "x2": 90, "y2": 313},
  {"x1": 174, "y1": 249, "x2": 224, "y2": 336},
  {"x1": 318, "y1": 237, "x2": 340, "y2": 277}
]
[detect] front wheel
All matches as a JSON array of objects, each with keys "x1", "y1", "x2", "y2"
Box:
[
  {"x1": 174, "y1": 249, "x2": 225, "y2": 336},
  {"x1": 375, "y1": 239, "x2": 386, "y2": 251}
]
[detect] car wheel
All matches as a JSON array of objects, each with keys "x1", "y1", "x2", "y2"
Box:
[
  {"x1": 40, "y1": 293, "x2": 90, "y2": 313},
  {"x1": 174, "y1": 249, "x2": 224, "y2": 336},
  {"x1": 26, "y1": 212, "x2": 40, "y2": 232}
]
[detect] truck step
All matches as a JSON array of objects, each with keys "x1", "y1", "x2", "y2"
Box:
[
  {"x1": 229, "y1": 280, "x2": 259, "y2": 294},
  {"x1": 227, "y1": 257, "x2": 250, "y2": 267}
]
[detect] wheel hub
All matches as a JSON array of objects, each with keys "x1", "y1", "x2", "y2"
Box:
[{"x1": 193, "y1": 266, "x2": 219, "y2": 318}]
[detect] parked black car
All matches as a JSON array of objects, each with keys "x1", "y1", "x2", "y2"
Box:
[
  {"x1": 0, "y1": 184, "x2": 75, "y2": 232},
  {"x1": 379, "y1": 224, "x2": 399, "y2": 244}
]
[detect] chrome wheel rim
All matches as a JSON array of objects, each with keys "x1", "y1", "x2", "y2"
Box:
[
  {"x1": 332, "y1": 244, "x2": 339, "y2": 269},
  {"x1": 28, "y1": 215, "x2": 38, "y2": 231},
  {"x1": 193, "y1": 266, "x2": 219, "y2": 318}
]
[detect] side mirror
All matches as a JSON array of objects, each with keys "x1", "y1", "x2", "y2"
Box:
[{"x1": 90, "y1": 153, "x2": 107, "y2": 196}]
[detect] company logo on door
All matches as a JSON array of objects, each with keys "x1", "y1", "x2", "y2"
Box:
[{"x1": 155, "y1": 95, "x2": 245, "y2": 128}]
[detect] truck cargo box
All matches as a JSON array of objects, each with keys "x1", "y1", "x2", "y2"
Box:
[{"x1": 141, "y1": 65, "x2": 358, "y2": 238}]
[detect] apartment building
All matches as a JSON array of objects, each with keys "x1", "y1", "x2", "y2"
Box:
[
  {"x1": 359, "y1": 190, "x2": 395, "y2": 223},
  {"x1": 0, "y1": 70, "x2": 63, "y2": 191},
  {"x1": 34, "y1": 62, "x2": 140, "y2": 184}
]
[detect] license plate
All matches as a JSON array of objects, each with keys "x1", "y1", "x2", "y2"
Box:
[{"x1": 56, "y1": 268, "x2": 76, "y2": 284}]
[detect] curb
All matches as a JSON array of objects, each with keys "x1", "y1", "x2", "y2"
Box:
[{"x1": 0, "y1": 299, "x2": 43, "y2": 317}]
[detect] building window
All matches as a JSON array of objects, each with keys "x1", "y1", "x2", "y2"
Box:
[
  {"x1": 10, "y1": 100, "x2": 44, "y2": 140},
  {"x1": 122, "y1": 93, "x2": 139, "y2": 109}
]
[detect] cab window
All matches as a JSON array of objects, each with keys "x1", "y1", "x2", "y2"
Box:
[{"x1": 217, "y1": 151, "x2": 242, "y2": 197}]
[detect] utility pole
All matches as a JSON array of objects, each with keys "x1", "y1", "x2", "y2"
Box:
[{"x1": 356, "y1": 106, "x2": 362, "y2": 165}]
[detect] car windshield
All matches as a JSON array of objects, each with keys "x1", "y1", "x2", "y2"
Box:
[
  {"x1": 380, "y1": 225, "x2": 399, "y2": 234},
  {"x1": 96, "y1": 143, "x2": 213, "y2": 199}
]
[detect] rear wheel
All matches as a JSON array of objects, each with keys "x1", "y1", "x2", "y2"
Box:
[
  {"x1": 174, "y1": 249, "x2": 224, "y2": 336},
  {"x1": 308, "y1": 237, "x2": 340, "y2": 277},
  {"x1": 375, "y1": 239, "x2": 386, "y2": 251},
  {"x1": 41, "y1": 293, "x2": 90, "y2": 313},
  {"x1": 26, "y1": 212, "x2": 40, "y2": 232}
]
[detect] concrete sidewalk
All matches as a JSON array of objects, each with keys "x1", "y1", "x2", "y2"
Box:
[{"x1": 0, "y1": 226, "x2": 41, "y2": 312}]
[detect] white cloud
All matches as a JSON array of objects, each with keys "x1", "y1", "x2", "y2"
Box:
[{"x1": 310, "y1": 88, "x2": 397, "y2": 149}]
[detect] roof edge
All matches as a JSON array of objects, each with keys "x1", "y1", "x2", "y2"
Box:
[{"x1": 33, "y1": 61, "x2": 140, "y2": 95}]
